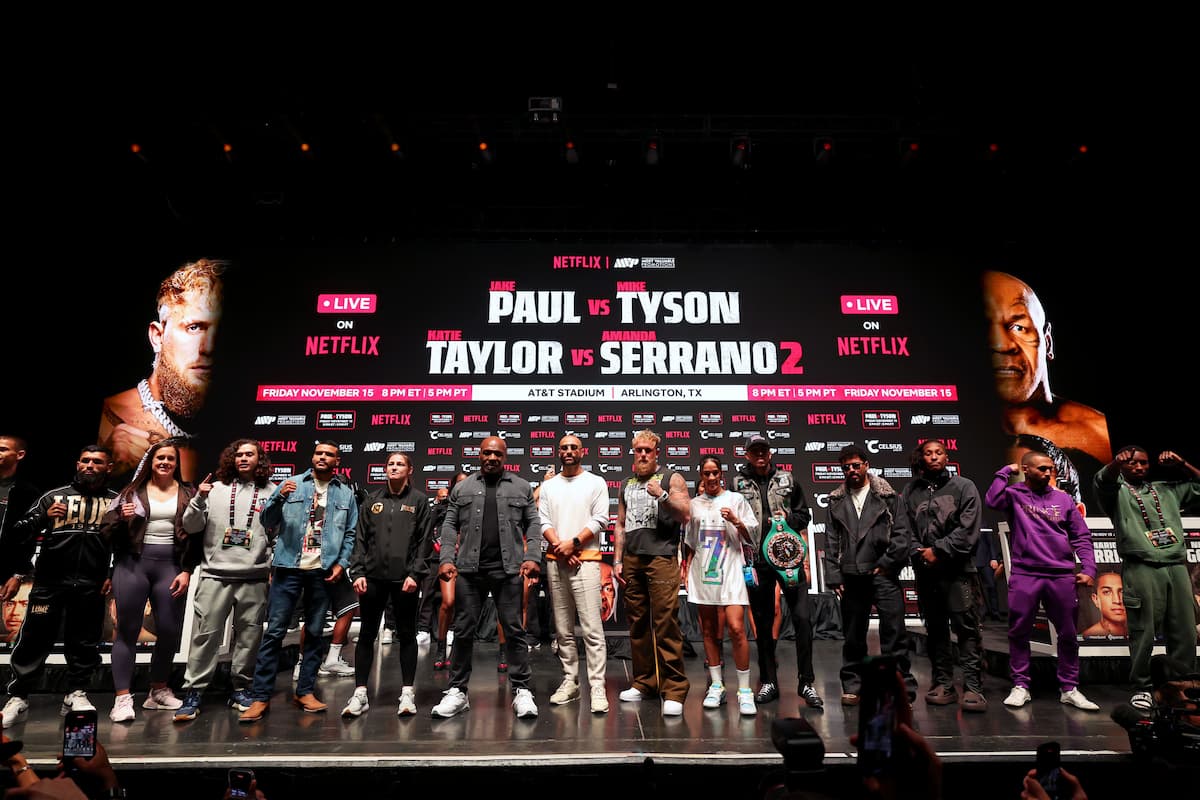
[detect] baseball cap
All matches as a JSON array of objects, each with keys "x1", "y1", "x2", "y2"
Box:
[{"x1": 745, "y1": 435, "x2": 770, "y2": 451}]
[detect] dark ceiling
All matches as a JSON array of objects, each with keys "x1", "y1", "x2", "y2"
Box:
[{"x1": 80, "y1": 42, "x2": 1127, "y2": 244}]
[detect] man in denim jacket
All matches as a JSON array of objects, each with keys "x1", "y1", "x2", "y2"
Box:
[
  {"x1": 431, "y1": 436, "x2": 542, "y2": 720},
  {"x1": 239, "y1": 440, "x2": 358, "y2": 722}
]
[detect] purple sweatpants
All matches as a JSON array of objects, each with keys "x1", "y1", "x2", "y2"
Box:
[{"x1": 1006, "y1": 572, "x2": 1081, "y2": 691}]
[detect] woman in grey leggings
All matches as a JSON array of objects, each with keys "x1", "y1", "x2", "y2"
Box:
[{"x1": 101, "y1": 439, "x2": 200, "y2": 722}]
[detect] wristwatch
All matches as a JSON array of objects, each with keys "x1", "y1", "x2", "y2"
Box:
[{"x1": 572, "y1": 536, "x2": 582, "y2": 551}]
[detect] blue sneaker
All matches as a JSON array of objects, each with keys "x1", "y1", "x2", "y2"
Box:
[
  {"x1": 173, "y1": 689, "x2": 202, "y2": 722},
  {"x1": 228, "y1": 689, "x2": 254, "y2": 712}
]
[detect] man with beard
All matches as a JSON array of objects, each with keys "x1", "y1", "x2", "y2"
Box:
[
  {"x1": 824, "y1": 445, "x2": 917, "y2": 707},
  {"x1": 537, "y1": 435, "x2": 611, "y2": 713},
  {"x1": 431, "y1": 437, "x2": 542, "y2": 720},
  {"x1": 174, "y1": 439, "x2": 276, "y2": 721},
  {"x1": 1094, "y1": 446, "x2": 1200, "y2": 710},
  {"x1": 99, "y1": 259, "x2": 225, "y2": 482},
  {"x1": 901, "y1": 439, "x2": 986, "y2": 712},
  {"x1": 983, "y1": 270, "x2": 1111, "y2": 511},
  {"x1": 2, "y1": 446, "x2": 118, "y2": 727},
  {"x1": 613, "y1": 429, "x2": 691, "y2": 716},
  {"x1": 239, "y1": 441, "x2": 358, "y2": 723}
]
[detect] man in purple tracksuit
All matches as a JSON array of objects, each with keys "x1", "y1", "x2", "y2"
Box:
[{"x1": 984, "y1": 450, "x2": 1100, "y2": 711}]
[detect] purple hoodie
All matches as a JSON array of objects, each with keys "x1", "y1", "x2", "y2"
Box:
[{"x1": 984, "y1": 466, "x2": 1096, "y2": 578}]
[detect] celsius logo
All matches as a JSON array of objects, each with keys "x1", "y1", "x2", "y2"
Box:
[
  {"x1": 613, "y1": 257, "x2": 639, "y2": 269},
  {"x1": 866, "y1": 440, "x2": 904, "y2": 454},
  {"x1": 496, "y1": 430, "x2": 522, "y2": 439},
  {"x1": 599, "y1": 463, "x2": 623, "y2": 474},
  {"x1": 254, "y1": 416, "x2": 276, "y2": 426},
  {"x1": 563, "y1": 430, "x2": 589, "y2": 439},
  {"x1": 699, "y1": 430, "x2": 723, "y2": 439},
  {"x1": 767, "y1": 431, "x2": 791, "y2": 439},
  {"x1": 429, "y1": 431, "x2": 453, "y2": 440},
  {"x1": 666, "y1": 464, "x2": 691, "y2": 473},
  {"x1": 911, "y1": 415, "x2": 931, "y2": 424},
  {"x1": 364, "y1": 442, "x2": 386, "y2": 452},
  {"x1": 814, "y1": 493, "x2": 831, "y2": 509}
]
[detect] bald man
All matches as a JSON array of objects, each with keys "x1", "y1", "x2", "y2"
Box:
[{"x1": 983, "y1": 270, "x2": 1111, "y2": 509}]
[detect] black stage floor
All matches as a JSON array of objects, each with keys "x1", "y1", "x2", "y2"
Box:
[{"x1": 4, "y1": 625, "x2": 1195, "y2": 799}]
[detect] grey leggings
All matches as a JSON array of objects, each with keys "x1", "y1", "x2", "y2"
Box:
[{"x1": 111, "y1": 544, "x2": 186, "y2": 690}]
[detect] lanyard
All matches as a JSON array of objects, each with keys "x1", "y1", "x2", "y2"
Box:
[
  {"x1": 229, "y1": 483, "x2": 260, "y2": 530},
  {"x1": 1124, "y1": 482, "x2": 1168, "y2": 530}
]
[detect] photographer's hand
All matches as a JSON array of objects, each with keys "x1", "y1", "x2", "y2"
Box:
[{"x1": 1022, "y1": 766, "x2": 1087, "y2": 799}]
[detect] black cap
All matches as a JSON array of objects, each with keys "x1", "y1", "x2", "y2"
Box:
[{"x1": 745, "y1": 434, "x2": 770, "y2": 451}]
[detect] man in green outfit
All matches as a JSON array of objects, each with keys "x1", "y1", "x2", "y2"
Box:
[{"x1": 1093, "y1": 446, "x2": 1200, "y2": 711}]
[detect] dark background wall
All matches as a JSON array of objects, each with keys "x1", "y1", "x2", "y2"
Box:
[{"x1": 8, "y1": 39, "x2": 1188, "y2": 491}]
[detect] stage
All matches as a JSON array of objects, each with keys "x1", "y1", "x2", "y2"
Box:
[{"x1": 7, "y1": 622, "x2": 1194, "y2": 800}]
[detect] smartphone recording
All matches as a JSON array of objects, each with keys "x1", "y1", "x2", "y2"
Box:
[{"x1": 63, "y1": 709, "x2": 98, "y2": 761}]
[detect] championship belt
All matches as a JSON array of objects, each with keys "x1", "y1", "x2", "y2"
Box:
[{"x1": 761, "y1": 518, "x2": 808, "y2": 588}]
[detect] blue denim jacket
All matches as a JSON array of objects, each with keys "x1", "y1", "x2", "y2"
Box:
[
  {"x1": 261, "y1": 469, "x2": 358, "y2": 571},
  {"x1": 439, "y1": 471, "x2": 540, "y2": 574}
]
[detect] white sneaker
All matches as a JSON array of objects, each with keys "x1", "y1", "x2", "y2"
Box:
[
  {"x1": 397, "y1": 688, "x2": 416, "y2": 716},
  {"x1": 412, "y1": 630, "x2": 428, "y2": 646},
  {"x1": 61, "y1": 690, "x2": 96, "y2": 715},
  {"x1": 1003, "y1": 686, "x2": 1032, "y2": 708},
  {"x1": 110, "y1": 693, "x2": 136, "y2": 723},
  {"x1": 431, "y1": 687, "x2": 469, "y2": 718},
  {"x1": 143, "y1": 687, "x2": 183, "y2": 710},
  {"x1": 703, "y1": 682, "x2": 727, "y2": 709},
  {"x1": 512, "y1": 688, "x2": 538, "y2": 719},
  {"x1": 590, "y1": 687, "x2": 609, "y2": 714},
  {"x1": 319, "y1": 657, "x2": 356, "y2": 677},
  {"x1": 445, "y1": 631, "x2": 454, "y2": 647},
  {"x1": 737, "y1": 688, "x2": 757, "y2": 716},
  {"x1": 662, "y1": 699, "x2": 684, "y2": 716},
  {"x1": 1131, "y1": 691, "x2": 1153, "y2": 710},
  {"x1": 619, "y1": 687, "x2": 644, "y2": 703},
  {"x1": 550, "y1": 680, "x2": 580, "y2": 705},
  {"x1": 2, "y1": 696, "x2": 28, "y2": 727},
  {"x1": 342, "y1": 688, "x2": 369, "y2": 717},
  {"x1": 293, "y1": 660, "x2": 302, "y2": 681},
  {"x1": 1060, "y1": 688, "x2": 1100, "y2": 711}
]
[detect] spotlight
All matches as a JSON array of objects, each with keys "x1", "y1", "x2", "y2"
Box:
[
  {"x1": 645, "y1": 135, "x2": 661, "y2": 166},
  {"x1": 731, "y1": 135, "x2": 751, "y2": 169},
  {"x1": 477, "y1": 140, "x2": 493, "y2": 166},
  {"x1": 814, "y1": 137, "x2": 834, "y2": 165}
]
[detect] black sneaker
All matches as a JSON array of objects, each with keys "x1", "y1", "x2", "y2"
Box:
[
  {"x1": 755, "y1": 682, "x2": 779, "y2": 703},
  {"x1": 799, "y1": 684, "x2": 824, "y2": 710}
]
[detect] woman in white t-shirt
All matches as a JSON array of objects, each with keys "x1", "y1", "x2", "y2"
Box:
[{"x1": 682, "y1": 456, "x2": 759, "y2": 715}]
